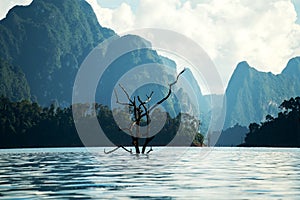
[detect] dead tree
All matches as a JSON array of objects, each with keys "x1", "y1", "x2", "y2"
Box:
[{"x1": 105, "y1": 68, "x2": 186, "y2": 154}]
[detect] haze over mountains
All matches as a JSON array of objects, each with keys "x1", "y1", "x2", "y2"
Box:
[
  {"x1": 0, "y1": 0, "x2": 300, "y2": 135},
  {"x1": 0, "y1": 0, "x2": 205, "y2": 119}
]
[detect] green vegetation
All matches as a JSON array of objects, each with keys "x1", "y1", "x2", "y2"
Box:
[
  {"x1": 0, "y1": 96, "x2": 80, "y2": 148},
  {"x1": 241, "y1": 96, "x2": 300, "y2": 147},
  {"x1": 0, "y1": 0, "x2": 115, "y2": 105},
  {"x1": 191, "y1": 133, "x2": 204, "y2": 146},
  {"x1": 0, "y1": 0, "x2": 205, "y2": 149},
  {"x1": 0, "y1": 59, "x2": 30, "y2": 101},
  {"x1": 0, "y1": 0, "x2": 204, "y2": 112},
  {"x1": 0, "y1": 96, "x2": 203, "y2": 148}
]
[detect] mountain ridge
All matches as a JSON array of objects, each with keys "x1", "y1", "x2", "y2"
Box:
[
  {"x1": 0, "y1": 0, "x2": 116, "y2": 105},
  {"x1": 0, "y1": 0, "x2": 205, "y2": 118},
  {"x1": 225, "y1": 57, "x2": 300, "y2": 128},
  {"x1": 281, "y1": 56, "x2": 300, "y2": 77},
  {"x1": 1, "y1": 0, "x2": 300, "y2": 136}
]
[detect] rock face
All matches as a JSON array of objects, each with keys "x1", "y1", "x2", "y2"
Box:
[
  {"x1": 0, "y1": 0, "x2": 115, "y2": 105},
  {"x1": 225, "y1": 57, "x2": 300, "y2": 128},
  {"x1": 3, "y1": 0, "x2": 299, "y2": 138},
  {"x1": 0, "y1": 0, "x2": 205, "y2": 112}
]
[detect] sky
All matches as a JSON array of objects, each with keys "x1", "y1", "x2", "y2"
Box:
[{"x1": 1, "y1": 0, "x2": 300, "y2": 93}]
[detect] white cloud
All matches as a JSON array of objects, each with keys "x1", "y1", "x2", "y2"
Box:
[
  {"x1": 87, "y1": 0, "x2": 300, "y2": 92},
  {"x1": 111, "y1": 3, "x2": 136, "y2": 30},
  {"x1": 2, "y1": 0, "x2": 300, "y2": 93},
  {"x1": 0, "y1": 0, "x2": 32, "y2": 20},
  {"x1": 87, "y1": 0, "x2": 135, "y2": 29}
]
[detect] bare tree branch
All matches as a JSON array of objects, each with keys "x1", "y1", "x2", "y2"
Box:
[
  {"x1": 138, "y1": 92, "x2": 154, "y2": 105},
  {"x1": 104, "y1": 146, "x2": 120, "y2": 154},
  {"x1": 104, "y1": 145, "x2": 132, "y2": 154},
  {"x1": 120, "y1": 146, "x2": 133, "y2": 154},
  {"x1": 137, "y1": 92, "x2": 153, "y2": 109},
  {"x1": 128, "y1": 121, "x2": 136, "y2": 135},
  {"x1": 114, "y1": 89, "x2": 131, "y2": 106},
  {"x1": 146, "y1": 146, "x2": 153, "y2": 154},
  {"x1": 142, "y1": 136, "x2": 155, "y2": 154},
  {"x1": 119, "y1": 84, "x2": 134, "y2": 104},
  {"x1": 107, "y1": 68, "x2": 186, "y2": 154},
  {"x1": 170, "y1": 68, "x2": 186, "y2": 87},
  {"x1": 137, "y1": 96, "x2": 148, "y2": 112},
  {"x1": 146, "y1": 91, "x2": 154, "y2": 102},
  {"x1": 137, "y1": 96, "x2": 150, "y2": 139},
  {"x1": 118, "y1": 121, "x2": 137, "y2": 137},
  {"x1": 148, "y1": 68, "x2": 186, "y2": 114}
]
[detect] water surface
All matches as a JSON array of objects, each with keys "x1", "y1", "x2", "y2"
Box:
[{"x1": 0, "y1": 147, "x2": 300, "y2": 199}]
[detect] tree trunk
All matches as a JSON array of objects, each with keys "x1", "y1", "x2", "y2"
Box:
[
  {"x1": 142, "y1": 136, "x2": 155, "y2": 154},
  {"x1": 132, "y1": 137, "x2": 140, "y2": 154}
]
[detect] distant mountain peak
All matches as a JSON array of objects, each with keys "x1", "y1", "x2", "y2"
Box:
[
  {"x1": 282, "y1": 56, "x2": 300, "y2": 76},
  {"x1": 228, "y1": 61, "x2": 255, "y2": 86},
  {"x1": 115, "y1": 34, "x2": 152, "y2": 49},
  {"x1": 235, "y1": 61, "x2": 257, "y2": 73},
  {"x1": 225, "y1": 57, "x2": 300, "y2": 129},
  {"x1": 237, "y1": 61, "x2": 250, "y2": 67}
]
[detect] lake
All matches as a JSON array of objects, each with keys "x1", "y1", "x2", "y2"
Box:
[{"x1": 0, "y1": 147, "x2": 300, "y2": 199}]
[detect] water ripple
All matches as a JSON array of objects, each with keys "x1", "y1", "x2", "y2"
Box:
[{"x1": 0, "y1": 147, "x2": 300, "y2": 199}]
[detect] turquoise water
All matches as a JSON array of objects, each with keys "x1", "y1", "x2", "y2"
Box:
[{"x1": 0, "y1": 147, "x2": 300, "y2": 199}]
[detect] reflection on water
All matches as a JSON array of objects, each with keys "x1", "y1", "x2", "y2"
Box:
[{"x1": 0, "y1": 147, "x2": 300, "y2": 199}]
